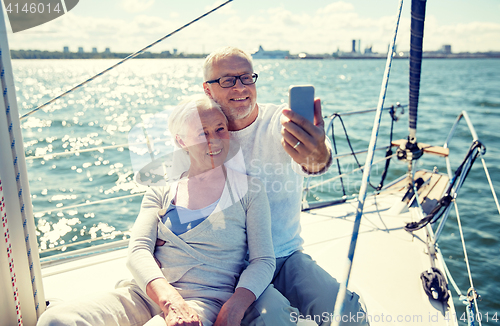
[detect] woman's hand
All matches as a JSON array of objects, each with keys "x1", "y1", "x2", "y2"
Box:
[
  {"x1": 146, "y1": 278, "x2": 202, "y2": 326},
  {"x1": 213, "y1": 288, "x2": 256, "y2": 326},
  {"x1": 163, "y1": 298, "x2": 202, "y2": 326}
]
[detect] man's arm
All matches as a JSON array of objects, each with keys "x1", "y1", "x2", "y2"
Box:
[{"x1": 280, "y1": 98, "x2": 332, "y2": 173}]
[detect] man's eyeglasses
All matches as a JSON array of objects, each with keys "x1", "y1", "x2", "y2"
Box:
[{"x1": 206, "y1": 73, "x2": 258, "y2": 88}]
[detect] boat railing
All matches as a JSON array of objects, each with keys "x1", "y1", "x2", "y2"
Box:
[
  {"x1": 306, "y1": 107, "x2": 499, "y2": 325},
  {"x1": 304, "y1": 106, "x2": 499, "y2": 216},
  {"x1": 302, "y1": 103, "x2": 406, "y2": 209},
  {"x1": 434, "y1": 110, "x2": 500, "y2": 241},
  {"x1": 432, "y1": 111, "x2": 497, "y2": 326}
]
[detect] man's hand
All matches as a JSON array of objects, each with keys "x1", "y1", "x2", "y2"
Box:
[
  {"x1": 281, "y1": 98, "x2": 331, "y2": 173},
  {"x1": 154, "y1": 239, "x2": 166, "y2": 268},
  {"x1": 214, "y1": 288, "x2": 256, "y2": 326}
]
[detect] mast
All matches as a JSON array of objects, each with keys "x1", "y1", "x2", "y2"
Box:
[
  {"x1": 409, "y1": 0, "x2": 426, "y2": 145},
  {"x1": 397, "y1": 0, "x2": 427, "y2": 189}
]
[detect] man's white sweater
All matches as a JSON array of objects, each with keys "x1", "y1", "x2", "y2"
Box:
[{"x1": 227, "y1": 103, "x2": 316, "y2": 258}]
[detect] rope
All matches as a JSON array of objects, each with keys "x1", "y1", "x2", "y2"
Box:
[
  {"x1": 19, "y1": 0, "x2": 234, "y2": 120},
  {"x1": 405, "y1": 140, "x2": 484, "y2": 232},
  {"x1": 1, "y1": 179, "x2": 23, "y2": 326},
  {"x1": 332, "y1": 1, "x2": 404, "y2": 323},
  {"x1": 1, "y1": 51, "x2": 42, "y2": 316},
  {"x1": 376, "y1": 105, "x2": 397, "y2": 191}
]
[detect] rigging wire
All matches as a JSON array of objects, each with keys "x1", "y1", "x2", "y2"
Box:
[
  {"x1": 33, "y1": 192, "x2": 145, "y2": 216},
  {"x1": 332, "y1": 0, "x2": 404, "y2": 323},
  {"x1": 480, "y1": 156, "x2": 500, "y2": 216},
  {"x1": 39, "y1": 231, "x2": 131, "y2": 254},
  {"x1": 329, "y1": 105, "x2": 398, "y2": 196},
  {"x1": 454, "y1": 200, "x2": 482, "y2": 326},
  {"x1": 24, "y1": 138, "x2": 170, "y2": 160},
  {"x1": 19, "y1": 0, "x2": 234, "y2": 121}
]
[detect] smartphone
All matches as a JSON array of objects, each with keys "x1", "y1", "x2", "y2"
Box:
[{"x1": 289, "y1": 85, "x2": 315, "y2": 124}]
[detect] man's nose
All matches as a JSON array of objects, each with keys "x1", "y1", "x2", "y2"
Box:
[{"x1": 233, "y1": 77, "x2": 246, "y2": 90}]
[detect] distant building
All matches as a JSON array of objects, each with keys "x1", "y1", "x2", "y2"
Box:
[
  {"x1": 104, "y1": 48, "x2": 111, "y2": 53},
  {"x1": 92, "y1": 47, "x2": 98, "y2": 53},
  {"x1": 441, "y1": 45, "x2": 452, "y2": 54},
  {"x1": 63, "y1": 46, "x2": 69, "y2": 53},
  {"x1": 333, "y1": 47, "x2": 340, "y2": 57},
  {"x1": 173, "y1": 48, "x2": 178, "y2": 55},
  {"x1": 252, "y1": 45, "x2": 289, "y2": 59},
  {"x1": 78, "y1": 47, "x2": 84, "y2": 53},
  {"x1": 352, "y1": 40, "x2": 356, "y2": 53}
]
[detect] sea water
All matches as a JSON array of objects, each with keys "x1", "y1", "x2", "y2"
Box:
[{"x1": 11, "y1": 58, "x2": 500, "y2": 321}]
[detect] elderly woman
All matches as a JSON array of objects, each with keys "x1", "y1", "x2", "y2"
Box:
[
  {"x1": 37, "y1": 95, "x2": 276, "y2": 326},
  {"x1": 129, "y1": 95, "x2": 276, "y2": 326}
]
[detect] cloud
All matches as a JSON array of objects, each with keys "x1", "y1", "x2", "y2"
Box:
[
  {"x1": 121, "y1": 0, "x2": 155, "y2": 13},
  {"x1": 7, "y1": 1, "x2": 500, "y2": 54},
  {"x1": 426, "y1": 20, "x2": 500, "y2": 52},
  {"x1": 204, "y1": 0, "x2": 236, "y2": 15},
  {"x1": 317, "y1": 2, "x2": 355, "y2": 14},
  {"x1": 8, "y1": 11, "x2": 179, "y2": 53}
]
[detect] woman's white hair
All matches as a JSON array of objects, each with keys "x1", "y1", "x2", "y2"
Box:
[
  {"x1": 203, "y1": 46, "x2": 254, "y2": 81},
  {"x1": 167, "y1": 94, "x2": 226, "y2": 148}
]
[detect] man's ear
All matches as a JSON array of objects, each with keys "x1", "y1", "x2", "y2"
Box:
[{"x1": 203, "y1": 82, "x2": 213, "y2": 98}]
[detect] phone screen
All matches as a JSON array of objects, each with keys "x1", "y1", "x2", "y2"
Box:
[{"x1": 289, "y1": 85, "x2": 315, "y2": 123}]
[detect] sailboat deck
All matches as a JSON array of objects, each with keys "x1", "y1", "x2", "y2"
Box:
[
  {"x1": 300, "y1": 171, "x2": 456, "y2": 325},
  {"x1": 41, "y1": 241, "x2": 132, "y2": 301}
]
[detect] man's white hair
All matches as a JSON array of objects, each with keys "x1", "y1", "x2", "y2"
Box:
[{"x1": 203, "y1": 46, "x2": 254, "y2": 81}]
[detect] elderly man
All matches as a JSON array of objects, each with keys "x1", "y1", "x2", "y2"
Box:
[{"x1": 202, "y1": 46, "x2": 367, "y2": 326}]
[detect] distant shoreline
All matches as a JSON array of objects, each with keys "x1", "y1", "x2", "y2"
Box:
[
  {"x1": 10, "y1": 49, "x2": 500, "y2": 60},
  {"x1": 10, "y1": 49, "x2": 205, "y2": 59}
]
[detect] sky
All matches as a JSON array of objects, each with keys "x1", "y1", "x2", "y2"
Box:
[{"x1": 3, "y1": 0, "x2": 500, "y2": 55}]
